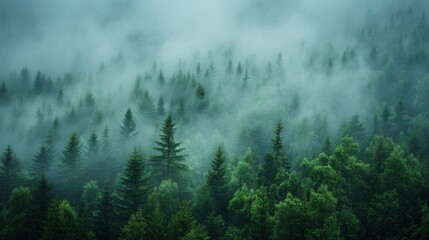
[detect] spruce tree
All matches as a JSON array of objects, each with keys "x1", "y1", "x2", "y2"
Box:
[
  {"x1": 118, "y1": 149, "x2": 147, "y2": 218},
  {"x1": 120, "y1": 108, "x2": 137, "y2": 141},
  {"x1": 59, "y1": 132, "x2": 83, "y2": 205},
  {"x1": 94, "y1": 186, "x2": 118, "y2": 240},
  {"x1": 32, "y1": 144, "x2": 50, "y2": 175},
  {"x1": 207, "y1": 145, "x2": 228, "y2": 218},
  {"x1": 271, "y1": 121, "x2": 290, "y2": 170},
  {"x1": 28, "y1": 174, "x2": 52, "y2": 239},
  {"x1": 0, "y1": 145, "x2": 23, "y2": 205},
  {"x1": 150, "y1": 115, "x2": 188, "y2": 188}
]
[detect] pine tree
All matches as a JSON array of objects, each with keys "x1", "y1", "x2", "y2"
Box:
[
  {"x1": 150, "y1": 115, "x2": 188, "y2": 188},
  {"x1": 140, "y1": 90, "x2": 157, "y2": 119},
  {"x1": 272, "y1": 121, "x2": 284, "y2": 159},
  {"x1": 0, "y1": 145, "x2": 23, "y2": 205},
  {"x1": 118, "y1": 149, "x2": 147, "y2": 218},
  {"x1": 120, "y1": 108, "x2": 137, "y2": 141},
  {"x1": 28, "y1": 174, "x2": 52, "y2": 239},
  {"x1": 147, "y1": 203, "x2": 167, "y2": 240},
  {"x1": 94, "y1": 186, "x2": 118, "y2": 240},
  {"x1": 207, "y1": 145, "x2": 228, "y2": 218},
  {"x1": 32, "y1": 144, "x2": 50, "y2": 175},
  {"x1": 120, "y1": 209, "x2": 147, "y2": 240},
  {"x1": 86, "y1": 132, "x2": 99, "y2": 161},
  {"x1": 59, "y1": 132, "x2": 83, "y2": 205},
  {"x1": 168, "y1": 201, "x2": 197, "y2": 240}
]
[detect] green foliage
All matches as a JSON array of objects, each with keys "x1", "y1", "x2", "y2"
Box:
[
  {"x1": 79, "y1": 181, "x2": 101, "y2": 230},
  {"x1": 207, "y1": 145, "x2": 228, "y2": 217},
  {"x1": 274, "y1": 193, "x2": 306, "y2": 240},
  {"x1": 42, "y1": 199, "x2": 87, "y2": 240},
  {"x1": 28, "y1": 175, "x2": 52, "y2": 239},
  {"x1": 168, "y1": 201, "x2": 197, "y2": 240},
  {"x1": 147, "y1": 203, "x2": 167, "y2": 240},
  {"x1": 0, "y1": 187, "x2": 32, "y2": 240},
  {"x1": 148, "y1": 179, "x2": 180, "y2": 218},
  {"x1": 119, "y1": 209, "x2": 147, "y2": 240},
  {"x1": 59, "y1": 132, "x2": 83, "y2": 205},
  {"x1": 32, "y1": 144, "x2": 51, "y2": 175},
  {"x1": 0, "y1": 145, "x2": 23, "y2": 205},
  {"x1": 94, "y1": 186, "x2": 118, "y2": 240},
  {"x1": 120, "y1": 108, "x2": 137, "y2": 141},
  {"x1": 118, "y1": 149, "x2": 147, "y2": 218},
  {"x1": 150, "y1": 115, "x2": 188, "y2": 188}
]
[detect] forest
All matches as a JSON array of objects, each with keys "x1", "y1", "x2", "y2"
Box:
[{"x1": 1, "y1": 0, "x2": 429, "y2": 239}]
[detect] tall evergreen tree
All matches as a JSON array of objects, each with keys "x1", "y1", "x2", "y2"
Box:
[
  {"x1": 28, "y1": 174, "x2": 52, "y2": 240},
  {"x1": 120, "y1": 108, "x2": 137, "y2": 141},
  {"x1": 59, "y1": 132, "x2": 83, "y2": 205},
  {"x1": 0, "y1": 145, "x2": 23, "y2": 205},
  {"x1": 32, "y1": 144, "x2": 50, "y2": 175},
  {"x1": 94, "y1": 186, "x2": 118, "y2": 240},
  {"x1": 207, "y1": 145, "x2": 228, "y2": 218},
  {"x1": 271, "y1": 121, "x2": 290, "y2": 170},
  {"x1": 118, "y1": 149, "x2": 147, "y2": 218},
  {"x1": 150, "y1": 115, "x2": 188, "y2": 188}
]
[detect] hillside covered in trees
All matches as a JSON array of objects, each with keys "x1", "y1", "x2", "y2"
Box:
[{"x1": 1, "y1": 0, "x2": 429, "y2": 239}]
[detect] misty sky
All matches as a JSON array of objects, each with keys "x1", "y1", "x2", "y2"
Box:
[{"x1": 2, "y1": 0, "x2": 426, "y2": 75}]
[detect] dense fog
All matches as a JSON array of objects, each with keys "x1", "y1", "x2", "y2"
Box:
[{"x1": 1, "y1": 0, "x2": 429, "y2": 239}]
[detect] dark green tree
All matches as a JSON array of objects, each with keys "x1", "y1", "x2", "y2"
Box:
[
  {"x1": 59, "y1": 132, "x2": 83, "y2": 205},
  {"x1": 119, "y1": 209, "x2": 147, "y2": 240},
  {"x1": 28, "y1": 175, "x2": 52, "y2": 240},
  {"x1": 150, "y1": 115, "x2": 188, "y2": 188},
  {"x1": 0, "y1": 187, "x2": 32, "y2": 240},
  {"x1": 147, "y1": 203, "x2": 167, "y2": 240},
  {"x1": 120, "y1": 108, "x2": 137, "y2": 141},
  {"x1": 207, "y1": 145, "x2": 228, "y2": 218},
  {"x1": 271, "y1": 121, "x2": 290, "y2": 170},
  {"x1": 42, "y1": 199, "x2": 88, "y2": 240},
  {"x1": 32, "y1": 144, "x2": 50, "y2": 176},
  {"x1": 118, "y1": 149, "x2": 147, "y2": 218},
  {"x1": 168, "y1": 201, "x2": 197, "y2": 240},
  {"x1": 0, "y1": 145, "x2": 23, "y2": 205},
  {"x1": 94, "y1": 186, "x2": 118, "y2": 240}
]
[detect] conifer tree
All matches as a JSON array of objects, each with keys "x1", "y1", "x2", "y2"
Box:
[
  {"x1": 94, "y1": 186, "x2": 118, "y2": 240},
  {"x1": 32, "y1": 144, "x2": 50, "y2": 175},
  {"x1": 0, "y1": 145, "x2": 23, "y2": 205},
  {"x1": 59, "y1": 132, "x2": 83, "y2": 205},
  {"x1": 207, "y1": 145, "x2": 228, "y2": 218},
  {"x1": 145, "y1": 203, "x2": 165, "y2": 240},
  {"x1": 140, "y1": 90, "x2": 157, "y2": 119},
  {"x1": 28, "y1": 174, "x2": 52, "y2": 239},
  {"x1": 271, "y1": 121, "x2": 290, "y2": 170},
  {"x1": 150, "y1": 115, "x2": 188, "y2": 188},
  {"x1": 120, "y1": 108, "x2": 137, "y2": 141},
  {"x1": 118, "y1": 149, "x2": 147, "y2": 218},
  {"x1": 120, "y1": 209, "x2": 147, "y2": 240}
]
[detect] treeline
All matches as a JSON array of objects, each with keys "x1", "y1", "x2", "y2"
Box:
[{"x1": 0, "y1": 119, "x2": 428, "y2": 239}]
